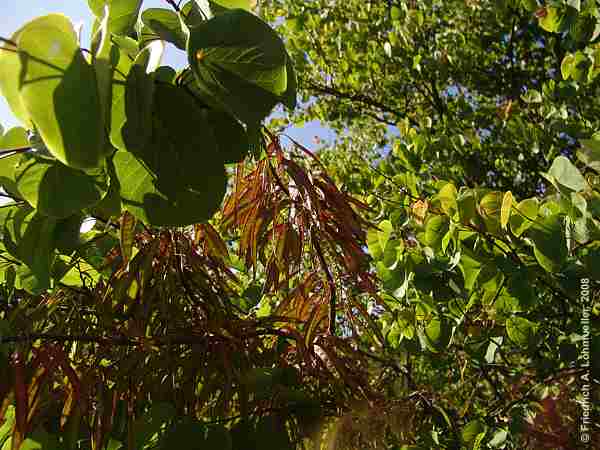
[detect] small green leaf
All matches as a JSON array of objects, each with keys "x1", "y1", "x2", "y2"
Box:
[
  {"x1": 3, "y1": 206, "x2": 57, "y2": 291},
  {"x1": 509, "y1": 198, "x2": 538, "y2": 236},
  {"x1": 109, "y1": 46, "x2": 134, "y2": 152},
  {"x1": 0, "y1": 127, "x2": 29, "y2": 197},
  {"x1": 479, "y1": 191, "x2": 503, "y2": 233},
  {"x1": 461, "y1": 419, "x2": 486, "y2": 443},
  {"x1": 500, "y1": 191, "x2": 514, "y2": 229},
  {"x1": 527, "y1": 213, "x2": 567, "y2": 272},
  {"x1": 15, "y1": 155, "x2": 108, "y2": 218},
  {"x1": 538, "y1": 7, "x2": 563, "y2": 33},
  {"x1": 561, "y1": 53, "x2": 575, "y2": 80},
  {"x1": 506, "y1": 316, "x2": 539, "y2": 348},
  {"x1": 424, "y1": 215, "x2": 449, "y2": 248},
  {"x1": 437, "y1": 183, "x2": 458, "y2": 215},
  {"x1": 92, "y1": 4, "x2": 113, "y2": 127},
  {"x1": 489, "y1": 429, "x2": 508, "y2": 448},
  {"x1": 88, "y1": 0, "x2": 143, "y2": 36},
  {"x1": 367, "y1": 220, "x2": 393, "y2": 260}
]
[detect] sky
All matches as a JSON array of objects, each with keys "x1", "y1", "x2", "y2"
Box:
[{"x1": 0, "y1": 0, "x2": 334, "y2": 147}]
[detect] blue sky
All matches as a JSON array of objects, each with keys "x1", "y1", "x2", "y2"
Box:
[{"x1": 0, "y1": 1, "x2": 333, "y2": 147}]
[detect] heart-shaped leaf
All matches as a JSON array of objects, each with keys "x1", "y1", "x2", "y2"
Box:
[
  {"x1": 16, "y1": 14, "x2": 108, "y2": 169},
  {"x1": 187, "y1": 9, "x2": 291, "y2": 123}
]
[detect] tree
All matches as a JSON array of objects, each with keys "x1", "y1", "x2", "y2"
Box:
[{"x1": 0, "y1": 0, "x2": 599, "y2": 449}]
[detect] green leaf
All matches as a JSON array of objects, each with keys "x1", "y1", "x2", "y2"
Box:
[
  {"x1": 489, "y1": 429, "x2": 508, "y2": 448},
  {"x1": 122, "y1": 64, "x2": 155, "y2": 152},
  {"x1": 437, "y1": 182, "x2": 458, "y2": 215},
  {"x1": 479, "y1": 191, "x2": 503, "y2": 234},
  {"x1": 187, "y1": 8, "x2": 290, "y2": 123},
  {"x1": 461, "y1": 419, "x2": 486, "y2": 443},
  {"x1": 509, "y1": 198, "x2": 538, "y2": 236},
  {"x1": 538, "y1": 7, "x2": 563, "y2": 33},
  {"x1": 578, "y1": 139, "x2": 600, "y2": 172},
  {"x1": 570, "y1": 51, "x2": 591, "y2": 82},
  {"x1": 367, "y1": 220, "x2": 393, "y2": 260},
  {"x1": 0, "y1": 127, "x2": 28, "y2": 151},
  {"x1": 0, "y1": 127, "x2": 29, "y2": 197},
  {"x1": 206, "y1": 110, "x2": 249, "y2": 163},
  {"x1": 424, "y1": 215, "x2": 449, "y2": 248},
  {"x1": 92, "y1": 4, "x2": 113, "y2": 127},
  {"x1": 423, "y1": 317, "x2": 451, "y2": 352},
  {"x1": 3, "y1": 206, "x2": 56, "y2": 291},
  {"x1": 15, "y1": 155, "x2": 108, "y2": 218},
  {"x1": 16, "y1": 14, "x2": 108, "y2": 169},
  {"x1": 459, "y1": 249, "x2": 482, "y2": 291},
  {"x1": 88, "y1": 0, "x2": 143, "y2": 36},
  {"x1": 212, "y1": 0, "x2": 252, "y2": 10},
  {"x1": 154, "y1": 66, "x2": 177, "y2": 84},
  {"x1": 506, "y1": 316, "x2": 539, "y2": 348},
  {"x1": 282, "y1": 49, "x2": 297, "y2": 110},
  {"x1": 546, "y1": 157, "x2": 586, "y2": 192},
  {"x1": 500, "y1": 191, "x2": 514, "y2": 229},
  {"x1": 527, "y1": 213, "x2": 567, "y2": 272},
  {"x1": 140, "y1": 8, "x2": 187, "y2": 50},
  {"x1": 108, "y1": 46, "x2": 134, "y2": 152},
  {"x1": 114, "y1": 150, "x2": 226, "y2": 226},
  {"x1": 561, "y1": 53, "x2": 575, "y2": 80},
  {"x1": 0, "y1": 30, "x2": 32, "y2": 128},
  {"x1": 180, "y1": 1, "x2": 210, "y2": 28},
  {"x1": 113, "y1": 84, "x2": 227, "y2": 226},
  {"x1": 53, "y1": 214, "x2": 84, "y2": 254}
]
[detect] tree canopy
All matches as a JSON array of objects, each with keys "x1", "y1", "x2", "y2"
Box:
[{"x1": 0, "y1": 0, "x2": 598, "y2": 449}]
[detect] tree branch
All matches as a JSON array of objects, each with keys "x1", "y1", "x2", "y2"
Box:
[{"x1": 303, "y1": 79, "x2": 419, "y2": 127}]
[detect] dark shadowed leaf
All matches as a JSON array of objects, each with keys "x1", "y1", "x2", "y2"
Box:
[
  {"x1": 15, "y1": 154, "x2": 108, "y2": 218},
  {"x1": 187, "y1": 9, "x2": 290, "y2": 123}
]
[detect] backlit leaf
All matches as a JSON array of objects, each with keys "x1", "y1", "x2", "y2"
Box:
[
  {"x1": 88, "y1": 0, "x2": 143, "y2": 36},
  {"x1": 16, "y1": 14, "x2": 108, "y2": 169},
  {"x1": 500, "y1": 191, "x2": 514, "y2": 229},
  {"x1": 545, "y1": 156, "x2": 587, "y2": 192},
  {"x1": 140, "y1": 8, "x2": 187, "y2": 50}
]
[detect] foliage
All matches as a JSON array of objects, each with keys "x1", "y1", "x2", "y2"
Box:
[
  {"x1": 264, "y1": 0, "x2": 600, "y2": 198},
  {"x1": 0, "y1": 1, "x2": 599, "y2": 450}
]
